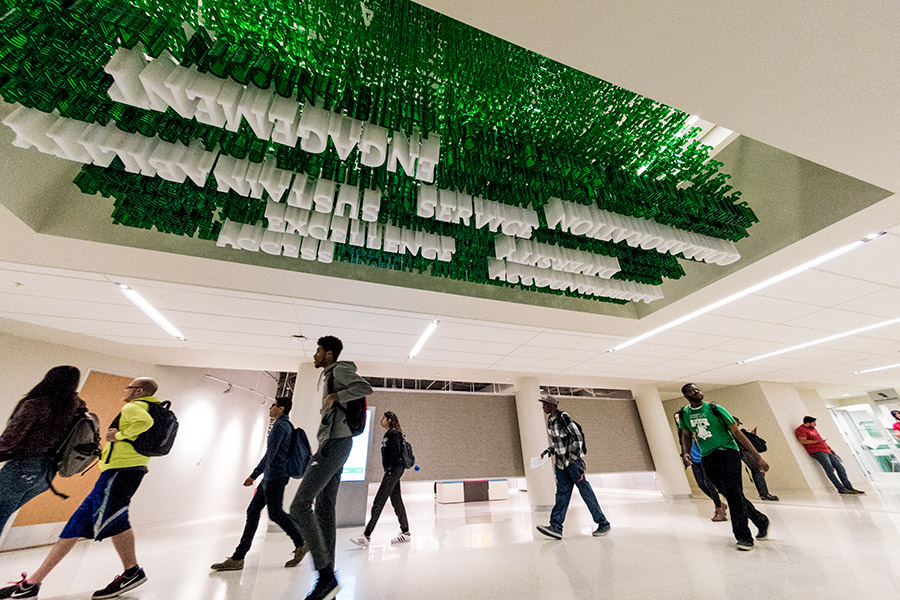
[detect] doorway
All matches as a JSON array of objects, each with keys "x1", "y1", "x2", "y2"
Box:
[{"x1": 830, "y1": 404, "x2": 900, "y2": 482}]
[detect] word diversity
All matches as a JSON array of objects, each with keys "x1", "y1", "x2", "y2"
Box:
[{"x1": 105, "y1": 47, "x2": 441, "y2": 182}]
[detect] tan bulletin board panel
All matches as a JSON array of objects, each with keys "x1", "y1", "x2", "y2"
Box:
[{"x1": 13, "y1": 371, "x2": 131, "y2": 527}]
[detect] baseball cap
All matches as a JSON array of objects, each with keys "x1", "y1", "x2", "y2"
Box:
[
  {"x1": 803, "y1": 416, "x2": 816, "y2": 424},
  {"x1": 539, "y1": 395, "x2": 558, "y2": 407}
]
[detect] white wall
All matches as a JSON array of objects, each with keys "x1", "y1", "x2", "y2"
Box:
[{"x1": 0, "y1": 332, "x2": 275, "y2": 548}]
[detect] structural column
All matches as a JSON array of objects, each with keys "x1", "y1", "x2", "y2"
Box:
[
  {"x1": 514, "y1": 377, "x2": 556, "y2": 510},
  {"x1": 633, "y1": 385, "x2": 692, "y2": 498},
  {"x1": 291, "y1": 361, "x2": 323, "y2": 445}
]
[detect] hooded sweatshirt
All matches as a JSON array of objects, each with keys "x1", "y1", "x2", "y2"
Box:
[
  {"x1": 100, "y1": 397, "x2": 161, "y2": 471},
  {"x1": 317, "y1": 361, "x2": 373, "y2": 445}
]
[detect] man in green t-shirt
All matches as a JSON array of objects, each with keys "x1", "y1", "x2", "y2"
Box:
[{"x1": 677, "y1": 383, "x2": 770, "y2": 551}]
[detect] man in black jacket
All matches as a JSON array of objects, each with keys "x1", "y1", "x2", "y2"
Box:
[
  {"x1": 210, "y1": 397, "x2": 306, "y2": 571},
  {"x1": 735, "y1": 418, "x2": 778, "y2": 501}
]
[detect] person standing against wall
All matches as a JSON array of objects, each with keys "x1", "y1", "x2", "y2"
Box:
[
  {"x1": 0, "y1": 366, "x2": 86, "y2": 534},
  {"x1": 210, "y1": 397, "x2": 307, "y2": 571},
  {"x1": 350, "y1": 411, "x2": 411, "y2": 547},
  {"x1": 290, "y1": 336, "x2": 373, "y2": 600},
  {"x1": 0, "y1": 377, "x2": 161, "y2": 600},
  {"x1": 678, "y1": 383, "x2": 769, "y2": 551},
  {"x1": 795, "y1": 416, "x2": 865, "y2": 495},
  {"x1": 535, "y1": 395, "x2": 611, "y2": 540}
]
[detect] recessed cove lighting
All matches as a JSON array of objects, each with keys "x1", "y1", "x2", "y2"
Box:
[
  {"x1": 854, "y1": 362, "x2": 900, "y2": 375},
  {"x1": 409, "y1": 319, "x2": 439, "y2": 358},
  {"x1": 739, "y1": 315, "x2": 900, "y2": 364},
  {"x1": 685, "y1": 114, "x2": 700, "y2": 126},
  {"x1": 117, "y1": 284, "x2": 186, "y2": 341},
  {"x1": 609, "y1": 233, "x2": 886, "y2": 353}
]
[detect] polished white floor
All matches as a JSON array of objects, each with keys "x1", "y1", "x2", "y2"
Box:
[{"x1": 3, "y1": 485, "x2": 900, "y2": 599}]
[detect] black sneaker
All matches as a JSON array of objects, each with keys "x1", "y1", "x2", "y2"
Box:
[
  {"x1": 304, "y1": 573, "x2": 340, "y2": 600},
  {"x1": 735, "y1": 539, "x2": 754, "y2": 551},
  {"x1": 592, "y1": 524, "x2": 611, "y2": 537},
  {"x1": 92, "y1": 568, "x2": 147, "y2": 599},
  {"x1": 756, "y1": 518, "x2": 769, "y2": 540},
  {"x1": 0, "y1": 574, "x2": 40, "y2": 599},
  {"x1": 760, "y1": 494, "x2": 780, "y2": 501},
  {"x1": 536, "y1": 524, "x2": 563, "y2": 540}
]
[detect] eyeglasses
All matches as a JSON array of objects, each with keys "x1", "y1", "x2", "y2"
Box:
[{"x1": 125, "y1": 386, "x2": 142, "y2": 390}]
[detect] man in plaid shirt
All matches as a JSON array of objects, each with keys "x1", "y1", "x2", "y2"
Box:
[{"x1": 536, "y1": 395, "x2": 611, "y2": 540}]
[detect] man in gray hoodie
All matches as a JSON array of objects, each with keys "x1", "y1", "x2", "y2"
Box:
[{"x1": 290, "y1": 336, "x2": 373, "y2": 600}]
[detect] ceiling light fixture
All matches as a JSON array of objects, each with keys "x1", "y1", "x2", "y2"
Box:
[
  {"x1": 854, "y1": 362, "x2": 900, "y2": 375},
  {"x1": 685, "y1": 114, "x2": 700, "y2": 126},
  {"x1": 609, "y1": 232, "x2": 885, "y2": 353},
  {"x1": 739, "y1": 316, "x2": 900, "y2": 364},
  {"x1": 117, "y1": 283, "x2": 186, "y2": 341},
  {"x1": 409, "y1": 319, "x2": 439, "y2": 358}
]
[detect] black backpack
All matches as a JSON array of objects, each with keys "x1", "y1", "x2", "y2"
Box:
[
  {"x1": 341, "y1": 398, "x2": 367, "y2": 436},
  {"x1": 108, "y1": 400, "x2": 179, "y2": 461},
  {"x1": 742, "y1": 429, "x2": 767, "y2": 453},
  {"x1": 561, "y1": 412, "x2": 587, "y2": 454},
  {"x1": 287, "y1": 426, "x2": 312, "y2": 478},
  {"x1": 401, "y1": 435, "x2": 415, "y2": 469}
]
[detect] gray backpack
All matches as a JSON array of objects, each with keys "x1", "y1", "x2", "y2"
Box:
[{"x1": 54, "y1": 410, "x2": 101, "y2": 477}]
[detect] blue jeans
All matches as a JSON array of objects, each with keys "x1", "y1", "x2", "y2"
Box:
[
  {"x1": 0, "y1": 457, "x2": 54, "y2": 533},
  {"x1": 810, "y1": 451, "x2": 853, "y2": 490},
  {"x1": 549, "y1": 459, "x2": 609, "y2": 531}
]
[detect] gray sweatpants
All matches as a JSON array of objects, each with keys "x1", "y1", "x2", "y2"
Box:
[{"x1": 290, "y1": 436, "x2": 353, "y2": 570}]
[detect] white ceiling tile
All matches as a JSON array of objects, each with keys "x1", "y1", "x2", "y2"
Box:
[
  {"x1": 95, "y1": 336, "x2": 186, "y2": 348},
  {"x1": 649, "y1": 330, "x2": 735, "y2": 349},
  {"x1": 179, "y1": 330, "x2": 299, "y2": 349},
  {"x1": 814, "y1": 233, "x2": 900, "y2": 287},
  {"x1": 784, "y1": 308, "x2": 889, "y2": 333},
  {"x1": 740, "y1": 324, "x2": 824, "y2": 344},
  {"x1": 710, "y1": 294, "x2": 821, "y2": 323},
  {"x1": 680, "y1": 348, "x2": 749, "y2": 363},
  {"x1": 508, "y1": 346, "x2": 599, "y2": 362},
  {"x1": 616, "y1": 343, "x2": 695, "y2": 359},
  {"x1": 516, "y1": 332, "x2": 614, "y2": 351},
  {"x1": 165, "y1": 312, "x2": 297, "y2": 336},
  {"x1": 782, "y1": 347, "x2": 856, "y2": 362},
  {"x1": 411, "y1": 348, "x2": 499, "y2": 365},
  {"x1": 857, "y1": 322, "x2": 900, "y2": 342},
  {"x1": 755, "y1": 270, "x2": 885, "y2": 306},
  {"x1": 834, "y1": 287, "x2": 900, "y2": 318},
  {"x1": 432, "y1": 321, "x2": 539, "y2": 343},
  {"x1": 490, "y1": 356, "x2": 579, "y2": 371},
  {"x1": 425, "y1": 337, "x2": 520, "y2": 355},
  {"x1": 817, "y1": 336, "x2": 896, "y2": 353},
  {"x1": 137, "y1": 288, "x2": 299, "y2": 321},
  {"x1": 0, "y1": 313, "x2": 171, "y2": 339},
  {"x1": 296, "y1": 306, "x2": 433, "y2": 335},
  {"x1": 708, "y1": 337, "x2": 786, "y2": 356},
  {"x1": 0, "y1": 294, "x2": 141, "y2": 322},
  {"x1": 673, "y1": 314, "x2": 765, "y2": 338},
  {"x1": 582, "y1": 353, "x2": 668, "y2": 368},
  {"x1": 0, "y1": 270, "x2": 125, "y2": 304}
]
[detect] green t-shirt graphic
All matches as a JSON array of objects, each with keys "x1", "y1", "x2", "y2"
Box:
[{"x1": 679, "y1": 402, "x2": 739, "y2": 457}]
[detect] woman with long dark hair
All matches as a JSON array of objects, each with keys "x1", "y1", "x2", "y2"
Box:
[
  {"x1": 0, "y1": 366, "x2": 85, "y2": 532},
  {"x1": 350, "y1": 411, "x2": 411, "y2": 546}
]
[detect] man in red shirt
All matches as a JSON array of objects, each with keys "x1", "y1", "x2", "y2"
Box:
[{"x1": 795, "y1": 416, "x2": 865, "y2": 495}]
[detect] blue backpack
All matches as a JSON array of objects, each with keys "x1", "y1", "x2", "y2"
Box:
[{"x1": 287, "y1": 427, "x2": 312, "y2": 479}]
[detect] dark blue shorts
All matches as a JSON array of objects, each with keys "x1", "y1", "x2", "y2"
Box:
[{"x1": 60, "y1": 467, "x2": 147, "y2": 541}]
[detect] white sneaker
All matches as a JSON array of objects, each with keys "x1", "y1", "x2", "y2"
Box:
[
  {"x1": 349, "y1": 535, "x2": 370, "y2": 548},
  {"x1": 391, "y1": 532, "x2": 411, "y2": 544}
]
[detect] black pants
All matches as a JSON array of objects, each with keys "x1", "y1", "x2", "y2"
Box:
[
  {"x1": 290, "y1": 437, "x2": 353, "y2": 570},
  {"x1": 701, "y1": 449, "x2": 767, "y2": 542},
  {"x1": 364, "y1": 468, "x2": 408, "y2": 537},
  {"x1": 232, "y1": 476, "x2": 304, "y2": 560},
  {"x1": 740, "y1": 451, "x2": 771, "y2": 497},
  {"x1": 690, "y1": 462, "x2": 721, "y2": 508}
]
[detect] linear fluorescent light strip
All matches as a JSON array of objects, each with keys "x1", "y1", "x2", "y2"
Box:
[
  {"x1": 855, "y1": 363, "x2": 900, "y2": 375},
  {"x1": 609, "y1": 233, "x2": 885, "y2": 352},
  {"x1": 118, "y1": 284, "x2": 186, "y2": 341},
  {"x1": 409, "y1": 319, "x2": 439, "y2": 358},
  {"x1": 739, "y1": 316, "x2": 900, "y2": 364}
]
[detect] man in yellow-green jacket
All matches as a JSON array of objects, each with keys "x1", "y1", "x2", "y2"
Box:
[{"x1": 0, "y1": 377, "x2": 161, "y2": 600}]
